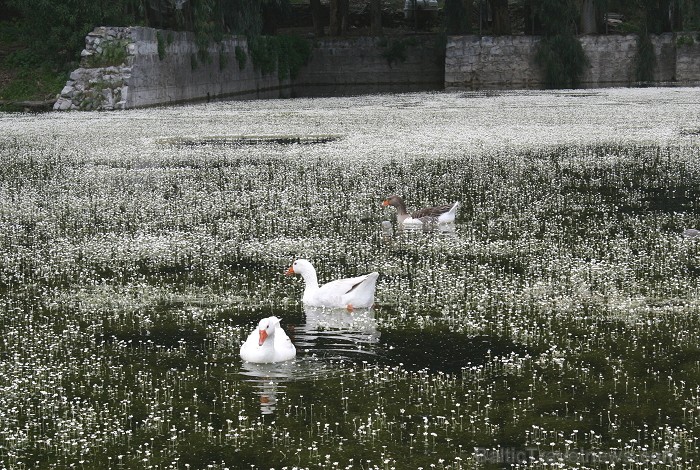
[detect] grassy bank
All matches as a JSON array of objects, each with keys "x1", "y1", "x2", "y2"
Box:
[{"x1": 0, "y1": 21, "x2": 70, "y2": 111}]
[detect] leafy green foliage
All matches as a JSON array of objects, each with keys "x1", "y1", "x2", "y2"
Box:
[
  {"x1": 5, "y1": 0, "x2": 131, "y2": 67},
  {"x1": 0, "y1": 20, "x2": 67, "y2": 103},
  {"x1": 235, "y1": 45, "x2": 247, "y2": 70},
  {"x1": 218, "y1": 46, "x2": 228, "y2": 71},
  {"x1": 532, "y1": 0, "x2": 580, "y2": 35},
  {"x1": 192, "y1": 0, "x2": 220, "y2": 63},
  {"x1": 248, "y1": 35, "x2": 311, "y2": 80},
  {"x1": 248, "y1": 35, "x2": 277, "y2": 75},
  {"x1": 380, "y1": 37, "x2": 418, "y2": 67},
  {"x1": 84, "y1": 39, "x2": 129, "y2": 68},
  {"x1": 4, "y1": 48, "x2": 42, "y2": 69},
  {"x1": 531, "y1": 0, "x2": 588, "y2": 89},
  {"x1": 0, "y1": 66, "x2": 67, "y2": 101},
  {"x1": 676, "y1": 34, "x2": 695, "y2": 47},
  {"x1": 535, "y1": 34, "x2": 589, "y2": 89},
  {"x1": 0, "y1": 0, "x2": 291, "y2": 86},
  {"x1": 156, "y1": 31, "x2": 166, "y2": 60},
  {"x1": 277, "y1": 35, "x2": 311, "y2": 80}
]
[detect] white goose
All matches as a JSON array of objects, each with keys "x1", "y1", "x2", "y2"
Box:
[
  {"x1": 285, "y1": 259, "x2": 378, "y2": 311},
  {"x1": 382, "y1": 194, "x2": 459, "y2": 225},
  {"x1": 239, "y1": 316, "x2": 296, "y2": 363}
]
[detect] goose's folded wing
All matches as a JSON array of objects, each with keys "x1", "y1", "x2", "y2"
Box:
[
  {"x1": 320, "y1": 274, "x2": 375, "y2": 296},
  {"x1": 412, "y1": 204, "x2": 454, "y2": 219},
  {"x1": 274, "y1": 330, "x2": 296, "y2": 351}
]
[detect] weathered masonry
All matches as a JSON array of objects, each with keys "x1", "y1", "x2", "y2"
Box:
[
  {"x1": 54, "y1": 27, "x2": 700, "y2": 110},
  {"x1": 54, "y1": 27, "x2": 443, "y2": 111},
  {"x1": 445, "y1": 33, "x2": 700, "y2": 90}
]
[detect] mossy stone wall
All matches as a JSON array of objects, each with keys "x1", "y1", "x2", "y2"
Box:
[{"x1": 446, "y1": 33, "x2": 700, "y2": 90}]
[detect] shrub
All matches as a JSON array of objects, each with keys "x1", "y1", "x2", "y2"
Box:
[
  {"x1": 277, "y1": 35, "x2": 311, "y2": 80},
  {"x1": 156, "y1": 31, "x2": 166, "y2": 60},
  {"x1": 635, "y1": 32, "x2": 656, "y2": 83},
  {"x1": 248, "y1": 35, "x2": 277, "y2": 75},
  {"x1": 248, "y1": 35, "x2": 311, "y2": 80},
  {"x1": 235, "y1": 45, "x2": 247, "y2": 70},
  {"x1": 380, "y1": 37, "x2": 418, "y2": 67},
  {"x1": 535, "y1": 34, "x2": 588, "y2": 89},
  {"x1": 676, "y1": 34, "x2": 695, "y2": 47},
  {"x1": 84, "y1": 39, "x2": 129, "y2": 68},
  {"x1": 218, "y1": 46, "x2": 228, "y2": 71}
]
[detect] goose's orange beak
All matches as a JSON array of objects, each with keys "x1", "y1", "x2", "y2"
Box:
[
  {"x1": 382, "y1": 200, "x2": 390, "y2": 206},
  {"x1": 258, "y1": 329, "x2": 268, "y2": 346},
  {"x1": 285, "y1": 266, "x2": 295, "y2": 276}
]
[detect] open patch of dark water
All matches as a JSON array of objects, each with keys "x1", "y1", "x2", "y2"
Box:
[
  {"x1": 159, "y1": 134, "x2": 343, "y2": 147},
  {"x1": 233, "y1": 306, "x2": 527, "y2": 414}
]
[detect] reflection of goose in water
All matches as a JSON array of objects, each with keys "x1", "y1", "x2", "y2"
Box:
[
  {"x1": 395, "y1": 219, "x2": 457, "y2": 235},
  {"x1": 381, "y1": 220, "x2": 394, "y2": 239},
  {"x1": 294, "y1": 306, "x2": 380, "y2": 360},
  {"x1": 683, "y1": 228, "x2": 700, "y2": 239},
  {"x1": 239, "y1": 361, "x2": 297, "y2": 415}
]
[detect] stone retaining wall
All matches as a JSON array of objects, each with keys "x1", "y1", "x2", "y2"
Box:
[
  {"x1": 56, "y1": 28, "x2": 700, "y2": 110},
  {"x1": 54, "y1": 27, "x2": 283, "y2": 111},
  {"x1": 676, "y1": 33, "x2": 700, "y2": 83},
  {"x1": 54, "y1": 27, "x2": 133, "y2": 110},
  {"x1": 292, "y1": 35, "x2": 444, "y2": 97},
  {"x1": 445, "y1": 32, "x2": 700, "y2": 90},
  {"x1": 55, "y1": 27, "x2": 443, "y2": 110}
]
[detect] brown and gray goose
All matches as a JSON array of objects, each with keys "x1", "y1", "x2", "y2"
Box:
[{"x1": 382, "y1": 195, "x2": 459, "y2": 225}]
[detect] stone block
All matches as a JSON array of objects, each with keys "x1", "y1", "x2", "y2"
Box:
[
  {"x1": 60, "y1": 85, "x2": 74, "y2": 97},
  {"x1": 53, "y1": 98, "x2": 72, "y2": 111}
]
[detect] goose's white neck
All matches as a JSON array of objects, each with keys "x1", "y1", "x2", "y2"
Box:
[{"x1": 299, "y1": 269, "x2": 320, "y2": 301}]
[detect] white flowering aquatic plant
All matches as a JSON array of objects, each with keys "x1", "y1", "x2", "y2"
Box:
[{"x1": 0, "y1": 88, "x2": 699, "y2": 468}]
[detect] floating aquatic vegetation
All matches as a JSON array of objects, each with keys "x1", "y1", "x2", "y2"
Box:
[
  {"x1": 0, "y1": 88, "x2": 699, "y2": 468},
  {"x1": 158, "y1": 134, "x2": 343, "y2": 148}
]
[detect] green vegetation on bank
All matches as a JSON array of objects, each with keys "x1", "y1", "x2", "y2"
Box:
[
  {"x1": 0, "y1": 0, "x2": 295, "y2": 106},
  {"x1": 534, "y1": 0, "x2": 588, "y2": 88},
  {"x1": 1, "y1": 0, "x2": 699, "y2": 107},
  {"x1": 0, "y1": 21, "x2": 68, "y2": 105}
]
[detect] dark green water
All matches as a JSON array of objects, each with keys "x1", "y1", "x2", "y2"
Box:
[{"x1": 1, "y1": 131, "x2": 700, "y2": 468}]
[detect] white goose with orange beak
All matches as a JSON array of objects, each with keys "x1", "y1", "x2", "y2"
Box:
[
  {"x1": 240, "y1": 316, "x2": 296, "y2": 363},
  {"x1": 285, "y1": 259, "x2": 378, "y2": 311}
]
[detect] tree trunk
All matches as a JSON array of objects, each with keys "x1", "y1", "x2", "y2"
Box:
[
  {"x1": 660, "y1": 0, "x2": 672, "y2": 31},
  {"x1": 370, "y1": 0, "x2": 382, "y2": 36},
  {"x1": 330, "y1": 0, "x2": 349, "y2": 36},
  {"x1": 671, "y1": 0, "x2": 683, "y2": 30},
  {"x1": 310, "y1": 0, "x2": 324, "y2": 37},
  {"x1": 339, "y1": 0, "x2": 349, "y2": 34},
  {"x1": 580, "y1": 0, "x2": 597, "y2": 34},
  {"x1": 330, "y1": 0, "x2": 340, "y2": 35},
  {"x1": 646, "y1": 0, "x2": 672, "y2": 32},
  {"x1": 491, "y1": 0, "x2": 510, "y2": 34}
]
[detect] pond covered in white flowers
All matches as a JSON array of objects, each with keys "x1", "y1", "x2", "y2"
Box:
[{"x1": 1, "y1": 88, "x2": 700, "y2": 468}]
